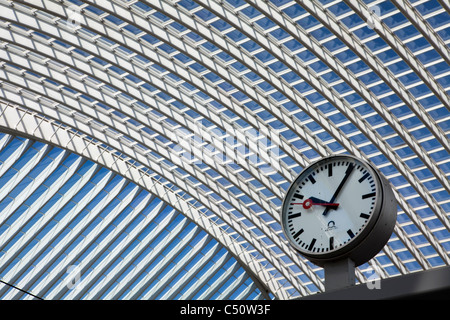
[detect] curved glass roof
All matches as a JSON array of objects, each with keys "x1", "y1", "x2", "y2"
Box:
[{"x1": 0, "y1": 0, "x2": 448, "y2": 300}]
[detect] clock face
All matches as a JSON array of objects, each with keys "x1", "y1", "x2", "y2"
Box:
[{"x1": 281, "y1": 156, "x2": 382, "y2": 259}]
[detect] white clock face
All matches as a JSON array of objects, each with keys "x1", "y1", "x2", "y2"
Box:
[{"x1": 281, "y1": 156, "x2": 381, "y2": 258}]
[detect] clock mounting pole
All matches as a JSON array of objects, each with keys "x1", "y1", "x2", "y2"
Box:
[{"x1": 323, "y1": 258, "x2": 356, "y2": 292}]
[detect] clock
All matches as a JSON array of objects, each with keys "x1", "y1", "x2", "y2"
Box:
[{"x1": 281, "y1": 155, "x2": 397, "y2": 267}]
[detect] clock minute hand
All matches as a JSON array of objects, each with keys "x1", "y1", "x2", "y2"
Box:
[{"x1": 322, "y1": 163, "x2": 355, "y2": 216}]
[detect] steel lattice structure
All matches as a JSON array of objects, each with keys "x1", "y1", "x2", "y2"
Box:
[{"x1": 0, "y1": 0, "x2": 448, "y2": 300}]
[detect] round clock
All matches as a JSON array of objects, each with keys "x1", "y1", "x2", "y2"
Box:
[{"x1": 281, "y1": 155, "x2": 397, "y2": 267}]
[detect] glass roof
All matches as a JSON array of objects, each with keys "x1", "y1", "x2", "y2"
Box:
[
  {"x1": 0, "y1": 0, "x2": 448, "y2": 299},
  {"x1": 0, "y1": 134, "x2": 264, "y2": 299}
]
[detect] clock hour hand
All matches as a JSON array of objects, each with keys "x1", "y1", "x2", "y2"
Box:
[
  {"x1": 309, "y1": 197, "x2": 339, "y2": 209},
  {"x1": 323, "y1": 163, "x2": 355, "y2": 216},
  {"x1": 290, "y1": 197, "x2": 339, "y2": 210}
]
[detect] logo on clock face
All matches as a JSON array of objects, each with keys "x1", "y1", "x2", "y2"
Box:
[{"x1": 325, "y1": 220, "x2": 336, "y2": 231}]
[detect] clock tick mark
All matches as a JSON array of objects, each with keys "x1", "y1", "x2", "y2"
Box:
[
  {"x1": 358, "y1": 172, "x2": 370, "y2": 183},
  {"x1": 288, "y1": 212, "x2": 302, "y2": 219},
  {"x1": 362, "y1": 192, "x2": 376, "y2": 199},
  {"x1": 360, "y1": 213, "x2": 370, "y2": 219},
  {"x1": 308, "y1": 238, "x2": 316, "y2": 251},
  {"x1": 293, "y1": 193, "x2": 304, "y2": 199},
  {"x1": 293, "y1": 228, "x2": 304, "y2": 240},
  {"x1": 347, "y1": 229, "x2": 355, "y2": 239}
]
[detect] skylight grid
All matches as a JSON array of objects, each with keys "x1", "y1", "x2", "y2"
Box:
[
  {"x1": 0, "y1": 28, "x2": 294, "y2": 228},
  {"x1": 0, "y1": 136, "x2": 270, "y2": 299},
  {"x1": 0, "y1": 0, "x2": 448, "y2": 300}
]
